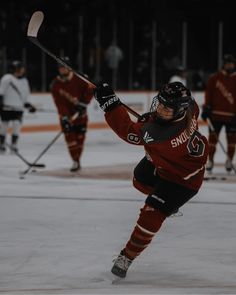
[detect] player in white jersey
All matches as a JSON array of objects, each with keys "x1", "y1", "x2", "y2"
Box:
[{"x1": 0, "y1": 61, "x2": 36, "y2": 152}]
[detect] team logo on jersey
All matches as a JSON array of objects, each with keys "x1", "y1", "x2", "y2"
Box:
[
  {"x1": 143, "y1": 131, "x2": 154, "y2": 143},
  {"x1": 127, "y1": 133, "x2": 140, "y2": 144}
]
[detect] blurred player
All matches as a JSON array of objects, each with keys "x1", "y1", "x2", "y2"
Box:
[
  {"x1": 169, "y1": 66, "x2": 187, "y2": 86},
  {"x1": 50, "y1": 57, "x2": 94, "y2": 172},
  {"x1": 202, "y1": 54, "x2": 236, "y2": 172},
  {"x1": 0, "y1": 60, "x2": 36, "y2": 153},
  {"x1": 94, "y1": 82, "x2": 208, "y2": 278}
]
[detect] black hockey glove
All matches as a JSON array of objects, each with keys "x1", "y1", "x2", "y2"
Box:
[
  {"x1": 94, "y1": 83, "x2": 121, "y2": 112},
  {"x1": 201, "y1": 105, "x2": 211, "y2": 121},
  {"x1": 75, "y1": 102, "x2": 87, "y2": 117},
  {"x1": 60, "y1": 116, "x2": 73, "y2": 132},
  {"x1": 24, "y1": 102, "x2": 37, "y2": 113}
]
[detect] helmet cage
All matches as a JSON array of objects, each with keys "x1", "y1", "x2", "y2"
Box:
[{"x1": 150, "y1": 82, "x2": 194, "y2": 120}]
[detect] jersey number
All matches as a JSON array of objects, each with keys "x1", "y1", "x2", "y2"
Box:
[{"x1": 187, "y1": 131, "x2": 205, "y2": 157}]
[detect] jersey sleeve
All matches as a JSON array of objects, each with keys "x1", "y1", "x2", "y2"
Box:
[
  {"x1": 76, "y1": 77, "x2": 95, "y2": 105},
  {"x1": 0, "y1": 75, "x2": 11, "y2": 95},
  {"x1": 105, "y1": 105, "x2": 144, "y2": 145},
  {"x1": 193, "y1": 100, "x2": 200, "y2": 119},
  {"x1": 24, "y1": 78, "x2": 31, "y2": 103}
]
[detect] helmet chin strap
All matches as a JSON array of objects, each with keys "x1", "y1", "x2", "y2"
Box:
[{"x1": 155, "y1": 109, "x2": 186, "y2": 124}]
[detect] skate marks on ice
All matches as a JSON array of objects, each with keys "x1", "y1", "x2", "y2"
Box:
[
  {"x1": 32, "y1": 163, "x2": 135, "y2": 180},
  {"x1": 2, "y1": 271, "x2": 236, "y2": 294},
  {"x1": 203, "y1": 162, "x2": 236, "y2": 183},
  {"x1": 204, "y1": 173, "x2": 236, "y2": 183}
]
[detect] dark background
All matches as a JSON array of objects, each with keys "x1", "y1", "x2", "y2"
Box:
[{"x1": 0, "y1": 0, "x2": 235, "y2": 91}]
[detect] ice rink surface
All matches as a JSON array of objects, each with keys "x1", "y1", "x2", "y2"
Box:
[{"x1": 0, "y1": 126, "x2": 236, "y2": 294}]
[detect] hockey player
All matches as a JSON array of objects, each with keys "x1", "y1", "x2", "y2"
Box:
[
  {"x1": 50, "y1": 57, "x2": 94, "y2": 172},
  {"x1": 94, "y1": 82, "x2": 208, "y2": 278},
  {"x1": 202, "y1": 54, "x2": 236, "y2": 172},
  {"x1": 0, "y1": 60, "x2": 36, "y2": 152}
]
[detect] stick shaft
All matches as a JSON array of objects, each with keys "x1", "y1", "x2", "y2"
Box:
[{"x1": 28, "y1": 36, "x2": 142, "y2": 120}]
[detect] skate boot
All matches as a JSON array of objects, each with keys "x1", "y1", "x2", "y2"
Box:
[
  {"x1": 111, "y1": 250, "x2": 133, "y2": 278},
  {"x1": 70, "y1": 161, "x2": 81, "y2": 172},
  {"x1": 225, "y1": 159, "x2": 233, "y2": 172},
  {"x1": 206, "y1": 160, "x2": 214, "y2": 172},
  {"x1": 10, "y1": 143, "x2": 18, "y2": 153}
]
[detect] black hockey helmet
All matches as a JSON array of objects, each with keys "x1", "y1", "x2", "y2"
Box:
[
  {"x1": 58, "y1": 56, "x2": 72, "y2": 68},
  {"x1": 150, "y1": 82, "x2": 194, "y2": 120},
  {"x1": 10, "y1": 60, "x2": 24, "y2": 73},
  {"x1": 223, "y1": 54, "x2": 236, "y2": 65}
]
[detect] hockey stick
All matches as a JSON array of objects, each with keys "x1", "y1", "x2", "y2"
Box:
[
  {"x1": 27, "y1": 11, "x2": 141, "y2": 120},
  {"x1": 19, "y1": 112, "x2": 79, "y2": 178},
  {"x1": 4, "y1": 142, "x2": 45, "y2": 168},
  {"x1": 207, "y1": 118, "x2": 236, "y2": 174},
  {"x1": 19, "y1": 131, "x2": 62, "y2": 178}
]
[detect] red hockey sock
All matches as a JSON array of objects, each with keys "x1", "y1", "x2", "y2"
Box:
[
  {"x1": 124, "y1": 204, "x2": 166, "y2": 259},
  {"x1": 208, "y1": 132, "x2": 218, "y2": 161},
  {"x1": 227, "y1": 133, "x2": 236, "y2": 159}
]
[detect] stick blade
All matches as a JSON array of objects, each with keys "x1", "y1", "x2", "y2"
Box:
[{"x1": 27, "y1": 11, "x2": 44, "y2": 37}]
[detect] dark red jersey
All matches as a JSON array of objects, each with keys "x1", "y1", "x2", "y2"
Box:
[
  {"x1": 105, "y1": 102, "x2": 209, "y2": 190},
  {"x1": 204, "y1": 70, "x2": 236, "y2": 122},
  {"x1": 51, "y1": 73, "x2": 94, "y2": 122}
]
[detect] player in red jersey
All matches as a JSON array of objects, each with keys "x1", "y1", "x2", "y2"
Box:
[
  {"x1": 202, "y1": 54, "x2": 236, "y2": 172},
  {"x1": 50, "y1": 57, "x2": 94, "y2": 172},
  {"x1": 94, "y1": 82, "x2": 208, "y2": 278}
]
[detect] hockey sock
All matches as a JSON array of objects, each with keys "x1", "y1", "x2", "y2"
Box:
[
  {"x1": 208, "y1": 132, "x2": 218, "y2": 161},
  {"x1": 11, "y1": 135, "x2": 19, "y2": 145},
  {"x1": 226, "y1": 133, "x2": 236, "y2": 160},
  {"x1": 65, "y1": 133, "x2": 85, "y2": 162},
  {"x1": 124, "y1": 204, "x2": 166, "y2": 260},
  {"x1": 12, "y1": 120, "x2": 21, "y2": 137}
]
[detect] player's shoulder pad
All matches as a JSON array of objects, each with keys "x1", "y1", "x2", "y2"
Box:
[
  {"x1": 1, "y1": 74, "x2": 13, "y2": 82},
  {"x1": 141, "y1": 119, "x2": 186, "y2": 144}
]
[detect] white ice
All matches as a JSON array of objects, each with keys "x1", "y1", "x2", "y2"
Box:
[{"x1": 0, "y1": 126, "x2": 236, "y2": 294}]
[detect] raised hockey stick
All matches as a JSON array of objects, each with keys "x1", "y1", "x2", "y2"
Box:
[
  {"x1": 27, "y1": 11, "x2": 141, "y2": 120},
  {"x1": 19, "y1": 112, "x2": 79, "y2": 178},
  {"x1": 207, "y1": 118, "x2": 236, "y2": 174},
  {"x1": 4, "y1": 142, "x2": 45, "y2": 168}
]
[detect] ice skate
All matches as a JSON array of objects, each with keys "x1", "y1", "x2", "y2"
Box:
[
  {"x1": 206, "y1": 160, "x2": 214, "y2": 172},
  {"x1": 111, "y1": 250, "x2": 133, "y2": 278},
  {"x1": 70, "y1": 161, "x2": 81, "y2": 172},
  {"x1": 10, "y1": 143, "x2": 18, "y2": 153},
  {"x1": 225, "y1": 159, "x2": 233, "y2": 172}
]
